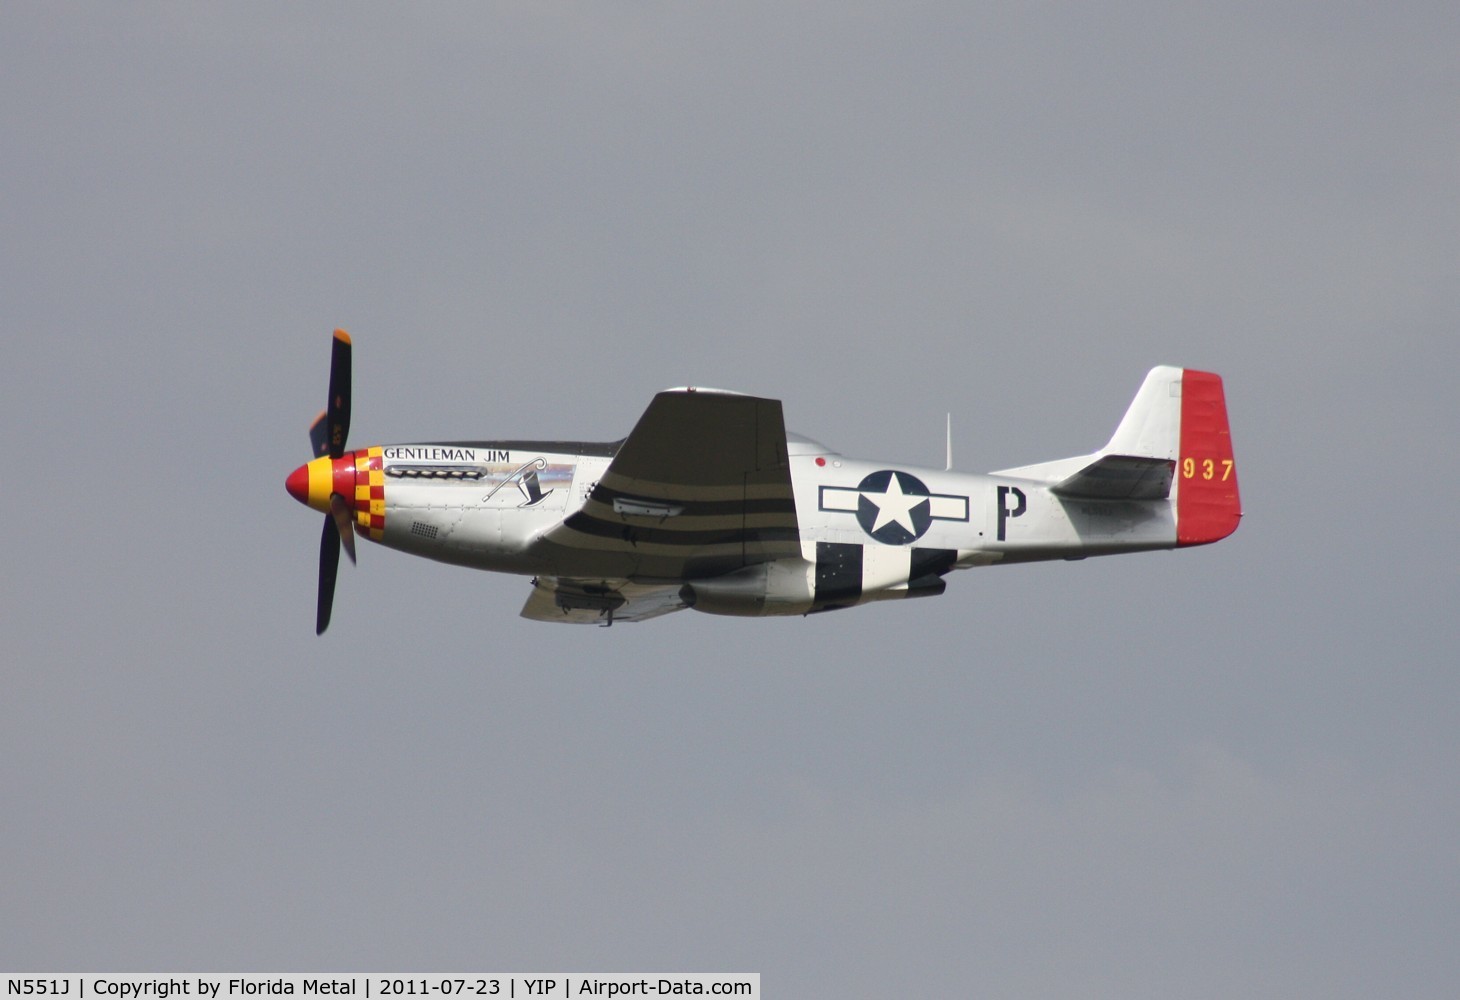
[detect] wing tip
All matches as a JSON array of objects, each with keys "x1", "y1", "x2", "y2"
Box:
[{"x1": 659, "y1": 385, "x2": 754, "y2": 398}]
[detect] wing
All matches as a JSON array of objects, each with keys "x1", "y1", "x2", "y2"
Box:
[
  {"x1": 519, "y1": 576, "x2": 688, "y2": 625},
  {"x1": 535, "y1": 388, "x2": 800, "y2": 581}
]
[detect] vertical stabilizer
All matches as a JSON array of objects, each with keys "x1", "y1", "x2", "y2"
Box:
[{"x1": 1105, "y1": 365, "x2": 1184, "y2": 460}]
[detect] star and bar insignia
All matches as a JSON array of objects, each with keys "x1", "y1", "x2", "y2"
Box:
[{"x1": 819, "y1": 470, "x2": 969, "y2": 544}]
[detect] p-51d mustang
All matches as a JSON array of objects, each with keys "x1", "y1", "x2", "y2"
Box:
[{"x1": 286, "y1": 331, "x2": 1240, "y2": 631}]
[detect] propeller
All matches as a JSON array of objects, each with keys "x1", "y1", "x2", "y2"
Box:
[
  {"x1": 311, "y1": 330, "x2": 352, "y2": 459},
  {"x1": 295, "y1": 329, "x2": 354, "y2": 634}
]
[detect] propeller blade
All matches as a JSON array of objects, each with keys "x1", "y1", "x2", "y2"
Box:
[
  {"x1": 308, "y1": 409, "x2": 329, "y2": 459},
  {"x1": 329, "y1": 492, "x2": 357, "y2": 565},
  {"x1": 324, "y1": 329, "x2": 352, "y2": 458},
  {"x1": 317, "y1": 513, "x2": 341, "y2": 635},
  {"x1": 304, "y1": 329, "x2": 355, "y2": 635}
]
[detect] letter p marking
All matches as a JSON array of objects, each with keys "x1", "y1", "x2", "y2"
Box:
[{"x1": 997, "y1": 485, "x2": 1026, "y2": 541}]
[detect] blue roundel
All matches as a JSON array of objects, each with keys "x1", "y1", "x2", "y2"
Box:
[{"x1": 855, "y1": 470, "x2": 933, "y2": 544}]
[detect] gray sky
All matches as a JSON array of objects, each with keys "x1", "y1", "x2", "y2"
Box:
[{"x1": 3, "y1": 3, "x2": 1456, "y2": 996}]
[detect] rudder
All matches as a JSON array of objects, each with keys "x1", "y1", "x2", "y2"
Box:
[{"x1": 1175, "y1": 370, "x2": 1241, "y2": 545}]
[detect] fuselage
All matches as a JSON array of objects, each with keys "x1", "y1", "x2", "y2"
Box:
[{"x1": 285, "y1": 433, "x2": 1179, "y2": 598}]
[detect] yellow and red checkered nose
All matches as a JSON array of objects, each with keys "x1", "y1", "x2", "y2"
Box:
[{"x1": 284, "y1": 448, "x2": 387, "y2": 540}]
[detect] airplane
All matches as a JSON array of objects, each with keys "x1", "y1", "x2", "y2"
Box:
[{"x1": 286, "y1": 330, "x2": 1240, "y2": 631}]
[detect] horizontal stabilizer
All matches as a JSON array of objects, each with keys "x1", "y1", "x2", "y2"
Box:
[{"x1": 1051, "y1": 454, "x2": 1175, "y2": 500}]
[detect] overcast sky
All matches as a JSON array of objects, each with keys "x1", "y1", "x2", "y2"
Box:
[{"x1": 3, "y1": 3, "x2": 1456, "y2": 996}]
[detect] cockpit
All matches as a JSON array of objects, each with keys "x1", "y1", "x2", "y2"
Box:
[{"x1": 786, "y1": 431, "x2": 839, "y2": 458}]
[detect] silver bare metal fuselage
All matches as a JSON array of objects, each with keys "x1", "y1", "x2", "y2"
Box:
[{"x1": 376, "y1": 438, "x2": 1176, "y2": 586}]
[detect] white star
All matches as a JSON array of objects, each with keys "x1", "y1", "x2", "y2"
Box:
[{"x1": 866, "y1": 474, "x2": 924, "y2": 535}]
